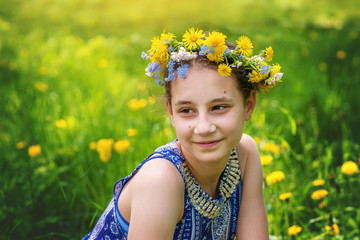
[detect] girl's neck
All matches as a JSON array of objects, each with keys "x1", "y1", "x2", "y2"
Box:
[{"x1": 177, "y1": 142, "x2": 228, "y2": 198}]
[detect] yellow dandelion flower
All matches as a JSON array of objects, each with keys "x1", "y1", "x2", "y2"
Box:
[
  {"x1": 319, "y1": 62, "x2": 327, "y2": 72},
  {"x1": 28, "y1": 145, "x2": 41, "y2": 158},
  {"x1": 16, "y1": 141, "x2": 26, "y2": 149},
  {"x1": 325, "y1": 224, "x2": 340, "y2": 235},
  {"x1": 260, "y1": 155, "x2": 273, "y2": 166},
  {"x1": 203, "y1": 31, "x2": 227, "y2": 63},
  {"x1": 248, "y1": 69, "x2": 264, "y2": 83},
  {"x1": 264, "y1": 142, "x2": 280, "y2": 154},
  {"x1": 313, "y1": 179, "x2": 325, "y2": 186},
  {"x1": 114, "y1": 140, "x2": 130, "y2": 153},
  {"x1": 217, "y1": 64, "x2": 232, "y2": 77},
  {"x1": 126, "y1": 128, "x2": 138, "y2": 137},
  {"x1": 99, "y1": 151, "x2": 111, "y2": 162},
  {"x1": 35, "y1": 82, "x2": 48, "y2": 92},
  {"x1": 236, "y1": 35, "x2": 253, "y2": 57},
  {"x1": 56, "y1": 119, "x2": 67, "y2": 129},
  {"x1": 148, "y1": 96, "x2": 156, "y2": 105},
  {"x1": 98, "y1": 59, "x2": 108, "y2": 68},
  {"x1": 182, "y1": 28, "x2": 205, "y2": 51},
  {"x1": 265, "y1": 46, "x2": 274, "y2": 61},
  {"x1": 149, "y1": 32, "x2": 175, "y2": 66},
  {"x1": 270, "y1": 64, "x2": 281, "y2": 78},
  {"x1": 341, "y1": 161, "x2": 359, "y2": 175},
  {"x1": 163, "y1": 127, "x2": 173, "y2": 136},
  {"x1": 318, "y1": 201, "x2": 326, "y2": 209},
  {"x1": 336, "y1": 50, "x2": 346, "y2": 59},
  {"x1": 253, "y1": 136, "x2": 261, "y2": 145},
  {"x1": 96, "y1": 138, "x2": 114, "y2": 162},
  {"x1": 89, "y1": 141, "x2": 97, "y2": 150},
  {"x1": 9, "y1": 61, "x2": 17, "y2": 70},
  {"x1": 128, "y1": 98, "x2": 148, "y2": 111},
  {"x1": 279, "y1": 192, "x2": 293, "y2": 201},
  {"x1": 311, "y1": 189, "x2": 328, "y2": 200},
  {"x1": 38, "y1": 66, "x2": 48, "y2": 75},
  {"x1": 266, "y1": 171, "x2": 285, "y2": 185},
  {"x1": 288, "y1": 225, "x2": 302, "y2": 236}
]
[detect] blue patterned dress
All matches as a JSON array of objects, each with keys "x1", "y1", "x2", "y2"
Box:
[{"x1": 82, "y1": 140, "x2": 242, "y2": 240}]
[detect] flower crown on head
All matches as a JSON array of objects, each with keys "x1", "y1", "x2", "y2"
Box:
[{"x1": 142, "y1": 28, "x2": 283, "y2": 89}]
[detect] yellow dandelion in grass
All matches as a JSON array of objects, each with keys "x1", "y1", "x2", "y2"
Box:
[
  {"x1": 288, "y1": 225, "x2": 302, "y2": 236},
  {"x1": 163, "y1": 127, "x2": 173, "y2": 137},
  {"x1": 279, "y1": 192, "x2": 293, "y2": 201},
  {"x1": 182, "y1": 28, "x2": 205, "y2": 51},
  {"x1": 341, "y1": 161, "x2": 359, "y2": 175},
  {"x1": 203, "y1": 31, "x2": 227, "y2": 63},
  {"x1": 149, "y1": 32, "x2": 175, "y2": 66},
  {"x1": 9, "y1": 61, "x2": 17, "y2": 70},
  {"x1": 89, "y1": 141, "x2": 97, "y2": 150},
  {"x1": 217, "y1": 64, "x2": 232, "y2": 77},
  {"x1": 266, "y1": 171, "x2": 285, "y2": 185},
  {"x1": 313, "y1": 179, "x2": 325, "y2": 186},
  {"x1": 56, "y1": 119, "x2": 67, "y2": 129},
  {"x1": 264, "y1": 142, "x2": 280, "y2": 154},
  {"x1": 260, "y1": 155, "x2": 273, "y2": 166},
  {"x1": 28, "y1": 145, "x2": 41, "y2": 158},
  {"x1": 114, "y1": 140, "x2": 130, "y2": 153},
  {"x1": 35, "y1": 82, "x2": 48, "y2": 92},
  {"x1": 325, "y1": 224, "x2": 340, "y2": 235},
  {"x1": 336, "y1": 50, "x2": 346, "y2": 60},
  {"x1": 319, "y1": 62, "x2": 327, "y2": 72},
  {"x1": 38, "y1": 66, "x2": 48, "y2": 75},
  {"x1": 311, "y1": 189, "x2": 328, "y2": 200},
  {"x1": 318, "y1": 201, "x2": 326, "y2": 209},
  {"x1": 253, "y1": 136, "x2": 261, "y2": 145},
  {"x1": 236, "y1": 35, "x2": 253, "y2": 57},
  {"x1": 98, "y1": 59, "x2": 108, "y2": 68},
  {"x1": 96, "y1": 139, "x2": 114, "y2": 162},
  {"x1": 126, "y1": 128, "x2": 138, "y2": 137},
  {"x1": 16, "y1": 141, "x2": 26, "y2": 149},
  {"x1": 265, "y1": 46, "x2": 274, "y2": 61},
  {"x1": 128, "y1": 98, "x2": 147, "y2": 111},
  {"x1": 148, "y1": 96, "x2": 156, "y2": 105}
]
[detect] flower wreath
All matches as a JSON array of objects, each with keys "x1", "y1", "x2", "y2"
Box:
[{"x1": 142, "y1": 28, "x2": 283, "y2": 90}]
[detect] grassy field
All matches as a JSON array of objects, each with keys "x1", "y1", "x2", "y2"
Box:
[{"x1": 1, "y1": 0, "x2": 360, "y2": 239}]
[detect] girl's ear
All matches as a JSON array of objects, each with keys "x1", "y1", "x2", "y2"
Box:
[
  {"x1": 245, "y1": 90, "x2": 256, "y2": 121},
  {"x1": 165, "y1": 99, "x2": 174, "y2": 119}
]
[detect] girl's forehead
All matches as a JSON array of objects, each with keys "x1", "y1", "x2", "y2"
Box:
[{"x1": 171, "y1": 67, "x2": 243, "y2": 101}]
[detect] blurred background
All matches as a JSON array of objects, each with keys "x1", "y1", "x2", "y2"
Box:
[{"x1": 1, "y1": 0, "x2": 359, "y2": 239}]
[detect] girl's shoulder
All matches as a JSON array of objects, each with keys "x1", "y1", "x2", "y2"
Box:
[
  {"x1": 122, "y1": 157, "x2": 185, "y2": 227},
  {"x1": 236, "y1": 134, "x2": 261, "y2": 177}
]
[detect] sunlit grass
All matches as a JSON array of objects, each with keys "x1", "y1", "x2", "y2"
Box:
[{"x1": 1, "y1": 1, "x2": 360, "y2": 239}]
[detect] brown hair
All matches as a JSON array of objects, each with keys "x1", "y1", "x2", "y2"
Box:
[{"x1": 164, "y1": 42, "x2": 258, "y2": 105}]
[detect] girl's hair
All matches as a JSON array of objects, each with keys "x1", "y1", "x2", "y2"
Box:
[{"x1": 164, "y1": 42, "x2": 259, "y2": 106}]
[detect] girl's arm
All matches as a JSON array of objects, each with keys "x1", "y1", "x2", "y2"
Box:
[
  {"x1": 126, "y1": 158, "x2": 184, "y2": 239},
  {"x1": 236, "y1": 134, "x2": 269, "y2": 240}
]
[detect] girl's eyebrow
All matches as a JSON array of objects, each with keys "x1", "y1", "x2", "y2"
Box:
[
  {"x1": 211, "y1": 97, "x2": 233, "y2": 103},
  {"x1": 174, "y1": 100, "x2": 193, "y2": 106},
  {"x1": 174, "y1": 97, "x2": 233, "y2": 106}
]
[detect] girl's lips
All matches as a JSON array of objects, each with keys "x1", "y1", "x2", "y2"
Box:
[{"x1": 194, "y1": 140, "x2": 221, "y2": 148}]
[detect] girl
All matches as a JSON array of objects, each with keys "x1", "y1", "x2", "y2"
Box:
[{"x1": 83, "y1": 28, "x2": 283, "y2": 240}]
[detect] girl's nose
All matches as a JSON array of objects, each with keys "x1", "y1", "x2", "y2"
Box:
[{"x1": 194, "y1": 115, "x2": 216, "y2": 135}]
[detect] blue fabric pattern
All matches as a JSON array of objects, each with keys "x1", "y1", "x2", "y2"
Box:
[{"x1": 82, "y1": 139, "x2": 242, "y2": 240}]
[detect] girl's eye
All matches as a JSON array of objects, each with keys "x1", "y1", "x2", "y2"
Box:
[
  {"x1": 179, "y1": 108, "x2": 194, "y2": 114},
  {"x1": 213, "y1": 105, "x2": 227, "y2": 111}
]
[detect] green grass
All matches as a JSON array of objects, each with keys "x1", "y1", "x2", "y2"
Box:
[{"x1": 1, "y1": 0, "x2": 360, "y2": 239}]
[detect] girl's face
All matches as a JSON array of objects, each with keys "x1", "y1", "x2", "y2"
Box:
[{"x1": 166, "y1": 66, "x2": 256, "y2": 164}]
